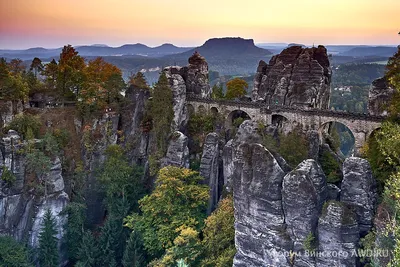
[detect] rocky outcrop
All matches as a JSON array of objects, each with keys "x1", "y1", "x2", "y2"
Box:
[
  {"x1": 185, "y1": 51, "x2": 211, "y2": 98},
  {"x1": 233, "y1": 143, "x2": 291, "y2": 267},
  {"x1": 282, "y1": 159, "x2": 327, "y2": 267},
  {"x1": 199, "y1": 132, "x2": 221, "y2": 213},
  {"x1": 368, "y1": 77, "x2": 394, "y2": 116},
  {"x1": 0, "y1": 100, "x2": 24, "y2": 128},
  {"x1": 0, "y1": 132, "x2": 69, "y2": 253},
  {"x1": 120, "y1": 84, "x2": 151, "y2": 164},
  {"x1": 252, "y1": 45, "x2": 331, "y2": 109},
  {"x1": 317, "y1": 201, "x2": 359, "y2": 267},
  {"x1": 164, "y1": 66, "x2": 189, "y2": 131},
  {"x1": 341, "y1": 157, "x2": 377, "y2": 235},
  {"x1": 161, "y1": 131, "x2": 190, "y2": 168}
]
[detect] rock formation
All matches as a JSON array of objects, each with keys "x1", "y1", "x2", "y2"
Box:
[
  {"x1": 368, "y1": 77, "x2": 394, "y2": 116},
  {"x1": 163, "y1": 51, "x2": 211, "y2": 131},
  {"x1": 161, "y1": 131, "x2": 190, "y2": 168},
  {"x1": 164, "y1": 66, "x2": 189, "y2": 131},
  {"x1": 120, "y1": 84, "x2": 151, "y2": 164},
  {"x1": 199, "y1": 132, "x2": 221, "y2": 213},
  {"x1": 0, "y1": 131, "x2": 68, "y2": 253},
  {"x1": 252, "y1": 45, "x2": 331, "y2": 109},
  {"x1": 341, "y1": 157, "x2": 377, "y2": 235},
  {"x1": 317, "y1": 201, "x2": 359, "y2": 267},
  {"x1": 229, "y1": 121, "x2": 378, "y2": 267}
]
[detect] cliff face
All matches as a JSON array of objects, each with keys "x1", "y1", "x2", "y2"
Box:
[
  {"x1": 368, "y1": 77, "x2": 394, "y2": 116},
  {"x1": 252, "y1": 45, "x2": 331, "y2": 109},
  {"x1": 228, "y1": 122, "x2": 377, "y2": 267},
  {"x1": 0, "y1": 131, "x2": 68, "y2": 251}
]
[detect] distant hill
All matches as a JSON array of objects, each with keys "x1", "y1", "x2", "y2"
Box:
[
  {"x1": 164, "y1": 37, "x2": 272, "y2": 75},
  {"x1": 0, "y1": 43, "x2": 193, "y2": 60},
  {"x1": 340, "y1": 46, "x2": 397, "y2": 57}
]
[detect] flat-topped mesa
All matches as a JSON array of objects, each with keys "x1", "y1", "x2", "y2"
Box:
[
  {"x1": 368, "y1": 77, "x2": 395, "y2": 116},
  {"x1": 252, "y1": 45, "x2": 332, "y2": 109}
]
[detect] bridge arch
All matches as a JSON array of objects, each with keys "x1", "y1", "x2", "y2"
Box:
[
  {"x1": 198, "y1": 105, "x2": 206, "y2": 114},
  {"x1": 186, "y1": 103, "x2": 195, "y2": 115},
  {"x1": 271, "y1": 114, "x2": 289, "y2": 127},
  {"x1": 318, "y1": 121, "x2": 355, "y2": 156},
  {"x1": 210, "y1": 107, "x2": 219, "y2": 115},
  {"x1": 227, "y1": 110, "x2": 251, "y2": 128}
]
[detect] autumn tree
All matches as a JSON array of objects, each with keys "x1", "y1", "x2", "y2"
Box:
[
  {"x1": 225, "y1": 78, "x2": 248, "y2": 99},
  {"x1": 0, "y1": 58, "x2": 29, "y2": 103},
  {"x1": 57, "y1": 45, "x2": 85, "y2": 103},
  {"x1": 79, "y1": 57, "x2": 125, "y2": 117},
  {"x1": 129, "y1": 72, "x2": 150, "y2": 89},
  {"x1": 8, "y1": 58, "x2": 25, "y2": 75}
]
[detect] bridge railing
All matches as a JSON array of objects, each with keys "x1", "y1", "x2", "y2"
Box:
[{"x1": 186, "y1": 94, "x2": 386, "y2": 122}]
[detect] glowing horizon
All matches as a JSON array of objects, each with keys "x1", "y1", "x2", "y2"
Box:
[{"x1": 0, "y1": 0, "x2": 399, "y2": 49}]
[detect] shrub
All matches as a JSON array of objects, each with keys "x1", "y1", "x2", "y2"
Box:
[
  {"x1": 1, "y1": 166, "x2": 16, "y2": 186},
  {"x1": 319, "y1": 150, "x2": 342, "y2": 183},
  {"x1": 5, "y1": 113, "x2": 41, "y2": 139},
  {"x1": 303, "y1": 232, "x2": 317, "y2": 252}
]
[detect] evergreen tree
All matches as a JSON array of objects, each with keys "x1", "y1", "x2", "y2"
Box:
[
  {"x1": 38, "y1": 209, "x2": 59, "y2": 267},
  {"x1": 148, "y1": 72, "x2": 174, "y2": 155},
  {"x1": 211, "y1": 83, "x2": 224, "y2": 99},
  {"x1": 129, "y1": 71, "x2": 150, "y2": 89},
  {"x1": 62, "y1": 203, "x2": 86, "y2": 262},
  {"x1": 77, "y1": 230, "x2": 98, "y2": 267},
  {"x1": 122, "y1": 231, "x2": 146, "y2": 267}
]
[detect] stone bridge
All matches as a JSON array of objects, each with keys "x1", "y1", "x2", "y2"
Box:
[{"x1": 186, "y1": 95, "x2": 385, "y2": 153}]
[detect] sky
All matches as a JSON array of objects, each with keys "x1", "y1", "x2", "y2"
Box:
[{"x1": 0, "y1": 0, "x2": 399, "y2": 49}]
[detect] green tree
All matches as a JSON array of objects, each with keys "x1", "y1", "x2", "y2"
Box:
[
  {"x1": 0, "y1": 59, "x2": 29, "y2": 102},
  {"x1": 77, "y1": 230, "x2": 99, "y2": 267},
  {"x1": 278, "y1": 127, "x2": 309, "y2": 168},
  {"x1": 5, "y1": 113, "x2": 41, "y2": 139},
  {"x1": 8, "y1": 58, "x2": 25, "y2": 75},
  {"x1": 225, "y1": 78, "x2": 248, "y2": 99},
  {"x1": 147, "y1": 72, "x2": 174, "y2": 155},
  {"x1": 0, "y1": 236, "x2": 33, "y2": 267},
  {"x1": 38, "y1": 209, "x2": 59, "y2": 267},
  {"x1": 201, "y1": 195, "x2": 236, "y2": 267},
  {"x1": 26, "y1": 150, "x2": 52, "y2": 197},
  {"x1": 100, "y1": 144, "x2": 144, "y2": 213},
  {"x1": 211, "y1": 84, "x2": 224, "y2": 99},
  {"x1": 125, "y1": 167, "x2": 209, "y2": 258},
  {"x1": 123, "y1": 231, "x2": 146, "y2": 267},
  {"x1": 62, "y1": 203, "x2": 86, "y2": 262}
]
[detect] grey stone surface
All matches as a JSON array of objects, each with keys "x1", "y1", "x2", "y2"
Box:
[
  {"x1": 341, "y1": 157, "x2": 377, "y2": 235},
  {"x1": 233, "y1": 143, "x2": 292, "y2": 267},
  {"x1": 282, "y1": 159, "x2": 327, "y2": 267},
  {"x1": 317, "y1": 201, "x2": 359, "y2": 267},
  {"x1": 199, "y1": 132, "x2": 220, "y2": 213},
  {"x1": 252, "y1": 45, "x2": 331, "y2": 109},
  {"x1": 164, "y1": 67, "x2": 189, "y2": 131},
  {"x1": 161, "y1": 131, "x2": 190, "y2": 168},
  {"x1": 368, "y1": 77, "x2": 394, "y2": 116}
]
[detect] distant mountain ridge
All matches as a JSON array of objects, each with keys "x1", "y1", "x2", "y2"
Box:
[{"x1": 0, "y1": 43, "x2": 194, "y2": 59}]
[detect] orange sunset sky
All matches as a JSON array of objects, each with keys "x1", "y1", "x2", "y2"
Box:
[{"x1": 0, "y1": 0, "x2": 399, "y2": 49}]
